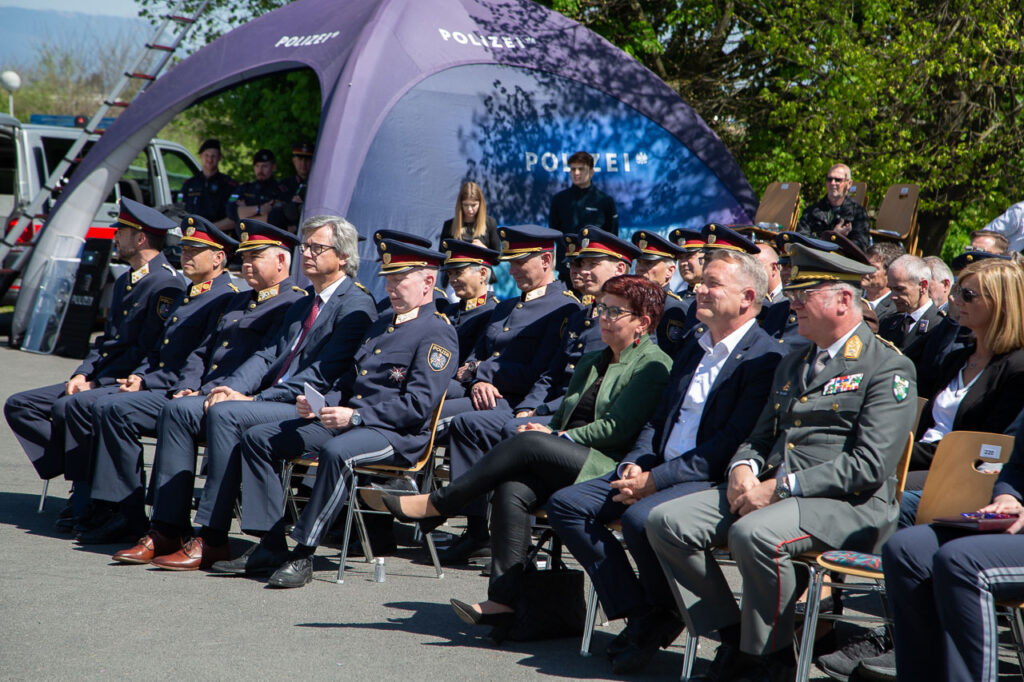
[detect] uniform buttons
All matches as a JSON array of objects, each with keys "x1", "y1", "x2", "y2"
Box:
[
  {"x1": 576, "y1": 343, "x2": 583, "y2": 349},
  {"x1": 159, "y1": 362, "x2": 165, "y2": 368},
  {"x1": 123, "y1": 309, "x2": 128, "y2": 315},
  {"x1": 223, "y1": 341, "x2": 230, "y2": 347},
  {"x1": 774, "y1": 403, "x2": 780, "y2": 410},
  {"x1": 832, "y1": 403, "x2": 840, "y2": 411},
  {"x1": 799, "y1": 396, "x2": 808, "y2": 403},
  {"x1": 584, "y1": 320, "x2": 591, "y2": 327},
  {"x1": 374, "y1": 349, "x2": 381, "y2": 354},
  {"x1": 249, "y1": 303, "x2": 256, "y2": 309},
  {"x1": 183, "y1": 298, "x2": 190, "y2": 303},
  {"x1": 516, "y1": 303, "x2": 523, "y2": 309},
  {"x1": 794, "y1": 419, "x2": 802, "y2": 427},
  {"x1": 503, "y1": 326, "x2": 510, "y2": 332},
  {"x1": 355, "y1": 394, "x2": 362, "y2": 399},
  {"x1": 387, "y1": 326, "x2": 394, "y2": 333},
  {"x1": 568, "y1": 363, "x2": 575, "y2": 370},
  {"x1": 787, "y1": 442, "x2": 794, "y2": 449},
  {"x1": 163, "y1": 339, "x2": 169, "y2": 345},
  {"x1": 360, "y1": 369, "x2": 368, "y2": 375},
  {"x1": 211, "y1": 364, "x2": 218, "y2": 370},
  {"x1": 102, "y1": 352, "x2": 108, "y2": 357},
  {"x1": 172, "y1": 316, "x2": 178, "y2": 323},
  {"x1": 125, "y1": 285, "x2": 132, "y2": 291},
  {"x1": 492, "y1": 352, "x2": 500, "y2": 357}
]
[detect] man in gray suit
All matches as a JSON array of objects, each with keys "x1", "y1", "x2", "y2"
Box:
[{"x1": 645, "y1": 245, "x2": 917, "y2": 681}]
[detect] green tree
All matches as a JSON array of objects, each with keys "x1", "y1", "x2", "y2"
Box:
[{"x1": 542, "y1": 0, "x2": 1024, "y2": 258}]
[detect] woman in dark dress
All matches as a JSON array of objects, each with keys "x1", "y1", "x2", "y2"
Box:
[{"x1": 440, "y1": 181, "x2": 499, "y2": 251}]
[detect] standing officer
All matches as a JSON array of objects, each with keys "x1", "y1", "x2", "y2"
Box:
[
  {"x1": 4, "y1": 199, "x2": 183, "y2": 493},
  {"x1": 229, "y1": 149, "x2": 289, "y2": 234},
  {"x1": 631, "y1": 230, "x2": 689, "y2": 356},
  {"x1": 68, "y1": 216, "x2": 239, "y2": 541},
  {"x1": 179, "y1": 139, "x2": 237, "y2": 231},
  {"x1": 438, "y1": 238, "x2": 500, "y2": 364},
  {"x1": 644, "y1": 244, "x2": 916, "y2": 680},
  {"x1": 117, "y1": 215, "x2": 375, "y2": 570},
  {"x1": 209, "y1": 239, "x2": 457, "y2": 587},
  {"x1": 268, "y1": 141, "x2": 313, "y2": 234},
  {"x1": 88, "y1": 222, "x2": 305, "y2": 551}
]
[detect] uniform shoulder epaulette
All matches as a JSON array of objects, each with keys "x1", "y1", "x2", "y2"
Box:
[
  {"x1": 434, "y1": 311, "x2": 452, "y2": 325},
  {"x1": 161, "y1": 263, "x2": 180, "y2": 277},
  {"x1": 354, "y1": 282, "x2": 373, "y2": 297},
  {"x1": 874, "y1": 334, "x2": 904, "y2": 355},
  {"x1": 227, "y1": 283, "x2": 240, "y2": 293},
  {"x1": 489, "y1": 295, "x2": 500, "y2": 304},
  {"x1": 562, "y1": 290, "x2": 581, "y2": 302},
  {"x1": 292, "y1": 286, "x2": 308, "y2": 296},
  {"x1": 665, "y1": 290, "x2": 682, "y2": 301}
]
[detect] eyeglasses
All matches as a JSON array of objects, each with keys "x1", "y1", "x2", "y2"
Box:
[
  {"x1": 951, "y1": 285, "x2": 984, "y2": 303},
  {"x1": 825, "y1": 176, "x2": 848, "y2": 183},
  {"x1": 300, "y1": 241, "x2": 335, "y2": 256},
  {"x1": 783, "y1": 286, "x2": 840, "y2": 305},
  {"x1": 595, "y1": 303, "x2": 637, "y2": 320}
]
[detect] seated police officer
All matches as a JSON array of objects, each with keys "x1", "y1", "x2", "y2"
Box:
[
  {"x1": 644, "y1": 244, "x2": 916, "y2": 681},
  {"x1": 371, "y1": 229, "x2": 446, "y2": 316},
  {"x1": 631, "y1": 230, "x2": 690, "y2": 356},
  {"x1": 111, "y1": 215, "x2": 375, "y2": 570},
  {"x1": 438, "y1": 239, "x2": 500, "y2": 364},
  {"x1": 4, "y1": 199, "x2": 183, "y2": 510},
  {"x1": 101, "y1": 222, "x2": 305, "y2": 556},
  {"x1": 209, "y1": 239, "x2": 457, "y2": 587},
  {"x1": 69, "y1": 216, "x2": 239, "y2": 541},
  {"x1": 547, "y1": 248, "x2": 784, "y2": 674}
]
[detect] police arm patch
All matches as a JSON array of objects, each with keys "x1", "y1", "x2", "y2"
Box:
[
  {"x1": 157, "y1": 296, "x2": 174, "y2": 320},
  {"x1": 893, "y1": 375, "x2": 910, "y2": 402},
  {"x1": 428, "y1": 343, "x2": 453, "y2": 371}
]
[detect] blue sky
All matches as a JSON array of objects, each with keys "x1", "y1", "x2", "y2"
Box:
[{"x1": 0, "y1": 0, "x2": 140, "y2": 17}]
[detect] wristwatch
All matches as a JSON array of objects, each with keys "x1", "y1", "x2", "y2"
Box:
[
  {"x1": 350, "y1": 410, "x2": 363, "y2": 427},
  {"x1": 775, "y1": 476, "x2": 792, "y2": 500}
]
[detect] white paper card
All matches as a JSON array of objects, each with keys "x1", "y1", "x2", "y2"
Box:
[
  {"x1": 979, "y1": 444, "x2": 1002, "y2": 460},
  {"x1": 304, "y1": 382, "x2": 326, "y2": 416}
]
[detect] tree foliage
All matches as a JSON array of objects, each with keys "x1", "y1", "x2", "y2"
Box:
[{"x1": 541, "y1": 0, "x2": 1024, "y2": 257}]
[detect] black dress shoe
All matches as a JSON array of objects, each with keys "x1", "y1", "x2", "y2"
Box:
[
  {"x1": 75, "y1": 512, "x2": 147, "y2": 545},
  {"x1": 72, "y1": 502, "x2": 116, "y2": 534},
  {"x1": 450, "y1": 598, "x2": 514, "y2": 627},
  {"x1": 209, "y1": 544, "x2": 290, "y2": 576},
  {"x1": 609, "y1": 609, "x2": 685, "y2": 674},
  {"x1": 606, "y1": 608, "x2": 664, "y2": 660},
  {"x1": 55, "y1": 502, "x2": 76, "y2": 533},
  {"x1": 380, "y1": 494, "x2": 445, "y2": 533},
  {"x1": 268, "y1": 556, "x2": 313, "y2": 588},
  {"x1": 437, "y1": 532, "x2": 490, "y2": 565},
  {"x1": 691, "y1": 642, "x2": 751, "y2": 681}
]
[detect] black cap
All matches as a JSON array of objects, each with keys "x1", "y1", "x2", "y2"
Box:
[
  {"x1": 577, "y1": 227, "x2": 641, "y2": 263},
  {"x1": 198, "y1": 139, "x2": 220, "y2": 154},
  {"x1": 563, "y1": 233, "x2": 582, "y2": 260},
  {"x1": 702, "y1": 223, "x2": 760, "y2": 255},
  {"x1": 236, "y1": 219, "x2": 301, "y2": 253},
  {"x1": 441, "y1": 239, "x2": 500, "y2": 269},
  {"x1": 372, "y1": 229, "x2": 432, "y2": 248},
  {"x1": 376, "y1": 239, "x2": 445, "y2": 275},
  {"x1": 774, "y1": 231, "x2": 839, "y2": 264},
  {"x1": 253, "y1": 149, "x2": 275, "y2": 164},
  {"x1": 631, "y1": 231, "x2": 687, "y2": 260},
  {"x1": 820, "y1": 230, "x2": 870, "y2": 265},
  {"x1": 112, "y1": 198, "x2": 177, "y2": 234},
  {"x1": 498, "y1": 224, "x2": 561, "y2": 261},
  {"x1": 180, "y1": 215, "x2": 238, "y2": 253},
  {"x1": 951, "y1": 248, "x2": 1014, "y2": 271},
  {"x1": 668, "y1": 228, "x2": 704, "y2": 252},
  {"x1": 291, "y1": 141, "x2": 314, "y2": 157}
]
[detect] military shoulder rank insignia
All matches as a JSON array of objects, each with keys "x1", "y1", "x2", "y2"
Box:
[
  {"x1": 292, "y1": 286, "x2": 308, "y2": 295},
  {"x1": 874, "y1": 334, "x2": 903, "y2": 354},
  {"x1": 434, "y1": 311, "x2": 452, "y2": 325},
  {"x1": 257, "y1": 284, "x2": 280, "y2": 302},
  {"x1": 190, "y1": 280, "x2": 212, "y2": 297},
  {"x1": 893, "y1": 375, "x2": 910, "y2": 402},
  {"x1": 581, "y1": 294, "x2": 595, "y2": 306},
  {"x1": 822, "y1": 373, "x2": 864, "y2": 395},
  {"x1": 161, "y1": 263, "x2": 179, "y2": 277},
  {"x1": 427, "y1": 343, "x2": 452, "y2": 371},
  {"x1": 131, "y1": 262, "x2": 150, "y2": 284},
  {"x1": 562, "y1": 289, "x2": 580, "y2": 302},
  {"x1": 665, "y1": 290, "x2": 681, "y2": 301},
  {"x1": 228, "y1": 283, "x2": 240, "y2": 293},
  {"x1": 354, "y1": 282, "x2": 372, "y2": 296},
  {"x1": 843, "y1": 335, "x2": 863, "y2": 360}
]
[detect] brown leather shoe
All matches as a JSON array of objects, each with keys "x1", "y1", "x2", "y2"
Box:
[
  {"x1": 151, "y1": 537, "x2": 230, "y2": 571},
  {"x1": 112, "y1": 530, "x2": 181, "y2": 565}
]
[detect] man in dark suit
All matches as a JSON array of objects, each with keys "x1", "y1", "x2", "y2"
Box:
[
  {"x1": 862, "y1": 242, "x2": 904, "y2": 322},
  {"x1": 879, "y1": 254, "x2": 945, "y2": 379},
  {"x1": 112, "y1": 215, "x2": 375, "y2": 570},
  {"x1": 547, "y1": 249, "x2": 784, "y2": 674},
  {"x1": 645, "y1": 245, "x2": 917, "y2": 681}
]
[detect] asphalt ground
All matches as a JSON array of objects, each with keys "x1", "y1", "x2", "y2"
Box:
[{"x1": 1, "y1": 344, "x2": 1021, "y2": 680}]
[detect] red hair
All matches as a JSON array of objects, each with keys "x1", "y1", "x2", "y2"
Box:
[{"x1": 601, "y1": 274, "x2": 666, "y2": 332}]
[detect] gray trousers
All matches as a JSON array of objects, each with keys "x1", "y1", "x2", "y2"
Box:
[{"x1": 645, "y1": 485, "x2": 827, "y2": 655}]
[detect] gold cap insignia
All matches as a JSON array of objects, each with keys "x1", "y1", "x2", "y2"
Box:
[
  {"x1": 379, "y1": 242, "x2": 388, "y2": 251},
  {"x1": 638, "y1": 239, "x2": 648, "y2": 250},
  {"x1": 581, "y1": 238, "x2": 590, "y2": 248},
  {"x1": 185, "y1": 226, "x2": 195, "y2": 236},
  {"x1": 501, "y1": 240, "x2": 509, "y2": 251},
  {"x1": 445, "y1": 250, "x2": 452, "y2": 260},
  {"x1": 240, "y1": 232, "x2": 248, "y2": 241},
  {"x1": 383, "y1": 253, "x2": 392, "y2": 265},
  {"x1": 707, "y1": 235, "x2": 717, "y2": 244}
]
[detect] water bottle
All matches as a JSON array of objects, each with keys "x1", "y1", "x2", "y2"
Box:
[{"x1": 372, "y1": 557, "x2": 386, "y2": 582}]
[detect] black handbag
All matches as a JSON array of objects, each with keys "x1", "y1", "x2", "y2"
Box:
[{"x1": 489, "y1": 537, "x2": 586, "y2": 643}]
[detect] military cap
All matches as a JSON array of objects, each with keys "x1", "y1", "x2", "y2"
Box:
[
  {"x1": 179, "y1": 215, "x2": 238, "y2": 253},
  {"x1": 372, "y1": 229, "x2": 432, "y2": 248},
  {"x1": 497, "y1": 224, "x2": 561, "y2": 261},
  {"x1": 198, "y1": 138, "x2": 220, "y2": 154},
  {"x1": 735, "y1": 224, "x2": 781, "y2": 245},
  {"x1": 820, "y1": 229, "x2": 871, "y2": 265},
  {"x1": 111, "y1": 198, "x2": 177, "y2": 234},
  {"x1": 783, "y1": 243, "x2": 876, "y2": 291},
  {"x1": 563, "y1": 233, "x2": 582, "y2": 260},
  {"x1": 291, "y1": 141, "x2": 314, "y2": 157},
  {"x1": 577, "y1": 227, "x2": 641, "y2": 263},
  {"x1": 377, "y1": 239, "x2": 445, "y2": 275},
  {"x1": 441, "y1": 239, "x2": 500, "y2": 270},
  {"x1": 668, "y1": 228, "x2": 705, "y2": 252},
  {"x1": 236, "y1": 218, "x2": 300, "y2": 253},
  {"x1": 702, "y1": 223, "x2": 759, "y2": 254},
  {"x1": 774, "y1": 231, "x2": 839, "y2": 264},
  {"x1": 252, "y1": 148, "x2": 275, "y2": 164},
  {"x1": 631, "y1": 230, "x2": 686, "y2": 261},
  {"x1": 951, "y1": 248, "x2": 1013, "y2": 272}
]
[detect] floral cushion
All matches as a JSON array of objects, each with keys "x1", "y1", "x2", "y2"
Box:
[{"x1": 820, "y1": 549, "x2": 882, "y2": 573}]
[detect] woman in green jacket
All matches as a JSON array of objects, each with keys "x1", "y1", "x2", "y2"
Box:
[{"x1": 383, "y1": 275, "x2": 673, "y2": 627}]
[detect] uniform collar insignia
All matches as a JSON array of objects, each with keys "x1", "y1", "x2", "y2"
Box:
[
  {"x1": 394, "y1": 307, "x2": 420, "y2": 325},
  {"x1": 581, "y1": 294, "x2": 595, "y2": 306},
  {"x1": 257, "y1": 284, "x2": 280, "y2": 302},
  {"x1": 130, "y1": 262, "x2": 150, "y2": 284},
  {"x1": 523, "y1": 284, "x2": 548, "y2": 302},
  {"x1": 464, "y1": 294, "x2": 487, "y2": 311},
  {"x1": 843, "y1": 335, "x2": 863, "y2": 360},
  {"x1": 189, "y1": 280, "x2": 213, "y2": 297}
]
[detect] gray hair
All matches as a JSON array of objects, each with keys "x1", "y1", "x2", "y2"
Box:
[
  {"x1": 706, "y1": 249, "x2": 769, "y2": 309},
  {"x1": 302, "y1": 214, "x2": 360, "y2": 278},
  {"x1": 889, "y1": 254, "x2": 931, "y2": 285},
  {"x1": 924, "y1": 255, "x2": 952, "y2": 285}
]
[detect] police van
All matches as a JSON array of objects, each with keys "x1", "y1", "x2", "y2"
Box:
[{"x1": 0, "y1": 113, "x2": 200, "y2": 308}]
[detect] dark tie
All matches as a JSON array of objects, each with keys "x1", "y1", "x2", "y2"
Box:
[
  {"x1": 807, "y1": 349, "x2": 829, "y2": 384},
  {"x1": 274, "y1": 295, "x2": 322, "y2": 384},
  {"x1": 902, "y1": 314, "x2": 914, "y2": 336}
]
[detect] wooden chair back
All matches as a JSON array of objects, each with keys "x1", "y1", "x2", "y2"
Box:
[
  {"x1": 847, "y1": 181, "x2": 868, "y2": 207},
  {"x1": 754, "y1": 181, "x2": 802, "y2": 230},
  {"x1": 913, "y1": 396, "x2": 929, "y2": 435},
  {"x1": 915, "y1": 431, "x2": 1014, "y2": 525},
  {"x1": 870, "y1": 183, "x2": 920, "y2": 253},
  {"x1": 894, "y1": 431, "x2": 915, "y2": 504},
  {"x1": 359, "y1": 393, "x2": 446, "y2": 475}
]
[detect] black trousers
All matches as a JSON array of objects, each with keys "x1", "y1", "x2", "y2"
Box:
[{"x1": 430, "y1": 430, "x2": 589, "y2": 605}]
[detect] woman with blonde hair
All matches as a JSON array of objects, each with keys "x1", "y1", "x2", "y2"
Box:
[{"x1": 441, "y1": 181, "x2": 500, "y2": 251}]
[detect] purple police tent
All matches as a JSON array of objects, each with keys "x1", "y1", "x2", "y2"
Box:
[{"x1": 14, "y1": 0, "x2": 756, "y2": 338}]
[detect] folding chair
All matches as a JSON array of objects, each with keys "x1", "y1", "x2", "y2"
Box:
[
  {"x1": 847, "y1": 182, "x2": 868, "y2": 208},
  {"x1": 870, "y1": 184, "x2": 920, "y2": 254},
  {"x1": 996, "y1": 600, "x2": 1024, "y2": 673},
  {"x1": 335, "y1": 394, "x2": 447, "y2": 584},
  {"x1": 793, "y1": 431, "x2": 1013, "y2": 681},
  {"x1": 753, "y1": 182, "x2": 803, "y2": 231}
]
